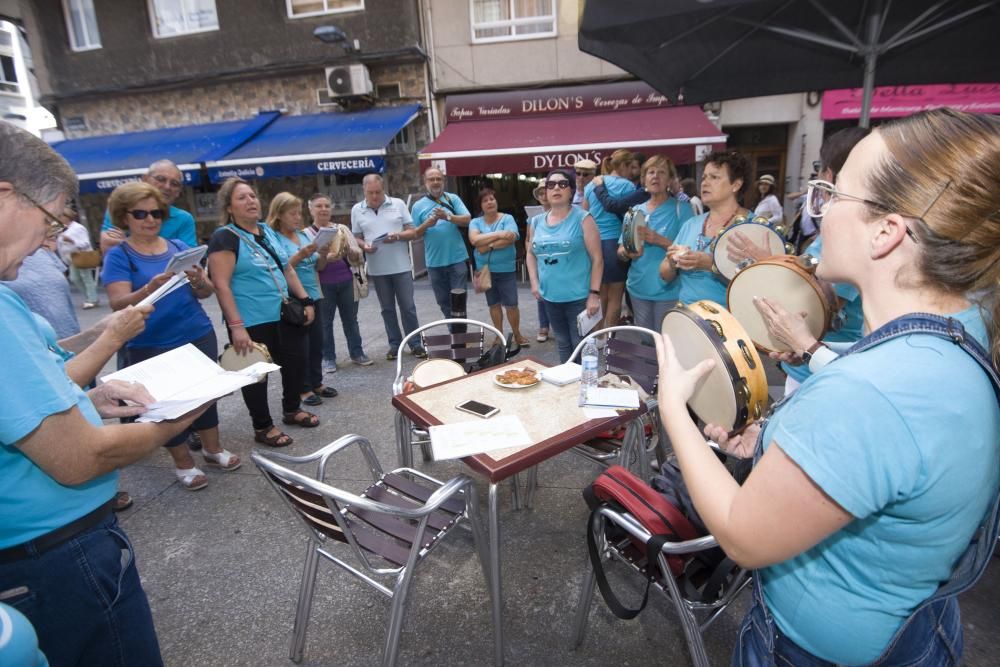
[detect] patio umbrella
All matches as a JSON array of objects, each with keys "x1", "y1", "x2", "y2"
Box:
[{"x1": 579, "y1": 0, "x2": 1000, "y2": 126}]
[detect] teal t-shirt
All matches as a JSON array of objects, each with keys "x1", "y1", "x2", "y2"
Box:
[
  {"x1": 531, "y1": 207, "x2": 592, "y2": 303},
  {"x1": 207, "y1": 223, "x2": 289, "y2": 327},
  {"x1": 469, "y1": 214, "x2": 519, "y2": 273},
  {"x1": 103, "y1": 205, "x2": 198, "y2": 247},
  {"x1": 275, "y1": 230, "x2": 322, "y2": 301},
  {"x1": 624, "y1": 197, "x2": 693, "y2": 302},
  {"x1": 760, "y1": 305, "x2": 999, "y2": 664},
  {"x1": 585, "y1": 175, "x2": 636, "y2": 240},
  {"x1": 0, "y1": 286, "x2": 116, "y2": 549},
  {"x1": 672, "y1": 213, "x2": 727, "y2": 305},
  {"x1": 411, "y1": 192, "x2": 471, "y2": 268},
  {"x1": 782, "y1": 235, "x2": 865, "y2": 384}
]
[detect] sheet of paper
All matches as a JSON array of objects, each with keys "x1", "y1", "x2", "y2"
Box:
[
  {"x1": 583, "y1": 386, "x2": 640, "y2": 409},
  {"x1": 576, "y1": 305, "x2": 604, "y2": 337},
  {"x1": 429, "y1": 415, "x2": 533, "y2": 461},
  {"x1": 163, "y1": 245, "x2": 207, "y2": 274},
  {"x1": 581, "y1": 406, "x2": 620, "y2": 419},
  {"x1": 137, "y1": 272, "x2": 189, "y2": 307},
  {"x1": 312, "y1": 227, "x2": 339, "y2": 248}
]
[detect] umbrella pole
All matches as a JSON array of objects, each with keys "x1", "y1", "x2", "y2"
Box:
[{"x1": 859, "y1": 0, "x2": 885, "y2": 128}]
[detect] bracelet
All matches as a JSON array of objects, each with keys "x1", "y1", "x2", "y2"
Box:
[
  {"x1": 228, "y1": 319, "x2": 244, "y2": 328},
  {"x1": 589, "y1": 289, "x2": 600, "y2": 296}
]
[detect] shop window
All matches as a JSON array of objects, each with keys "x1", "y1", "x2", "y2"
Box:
[
  {"x1": 287, "y1": 0, "x2": 364, "y2": 19},
  {"x1": 149, "y1": 0, "x2": 219, "y2": 38},
  {"x1": 63, "y1": 0, "x2": 102, "y2": 51},
  {"x1": 388, "y1": 125, "x2": 414, "y2": 154},
  {"x1": 0, "y1": 55, "x2": 17, "y2": 94},
  {"x1": 471, "y1": 0, "x2": 556, "y2": 43}
]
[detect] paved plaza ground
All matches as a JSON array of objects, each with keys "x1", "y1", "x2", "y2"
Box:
[{"x1": 70, "y1": 277, "x2": 999, "y2": 666}]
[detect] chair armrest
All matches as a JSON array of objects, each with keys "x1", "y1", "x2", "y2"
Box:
[{"x1": 596, "y1": 506, "x2": 720, "y2": 554}]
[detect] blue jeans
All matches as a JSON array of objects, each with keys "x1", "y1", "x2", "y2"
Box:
[
  {"x1": 319, "y1": 281, "x2": 365, "y2": 363},
  {"x1": 629, "y1": 295, "x2": 676, "y2": 332},
  {"x1": 372, "y1": 271, "x2": 420, "y2": 351},
  {"x1": 0, "y1": 513, "x2": 163, "y2": 666},
  {"x1": 732, "y1": 578, "x2": 962, "y2": 666},
  {"x1": 537, "y1": 299, "x2": 550, "y2": 329},
  {"x1": 543, "y1": 298, "x2": 587, "y2": 363},
  {"x1": 428, "y1": 261, "x2": 468, "y2": 319}
]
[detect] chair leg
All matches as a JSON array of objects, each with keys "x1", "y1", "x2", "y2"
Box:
[
  {"x1": 659, "y1": 555, "x2": 711, "y2": 667},
  {"x1": 523, "y1": 466, "x2": 538, "y2": 509},
  {"x1": 419, "y1": 438, "x2": 433, "y2": 462},
  {"x1": 510, "y1": 473, "x2": 522, "y2": 511},
  {"x1": 382, "y1": 568, "x2": 417, "y2": 667},
  {"x1": 394, "y1": 411, "x2": 413, "y2": 468},
  {"x1": 289, "y1": 543, "x2": 321, "y2": 663},
  {"x1": 488, "y1": 482, "x2": 505, "y2": 666},
  {"x1": 569, "y1": 564, "x2": 598, "y2": 648}
]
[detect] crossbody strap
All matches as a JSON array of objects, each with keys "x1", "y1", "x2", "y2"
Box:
[{"x1": 226, "y1": 226, "x2": 288, "y2": 300}]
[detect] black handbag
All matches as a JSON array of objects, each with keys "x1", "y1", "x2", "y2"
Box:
[{"x1": 280, "y1": 298, "x2": 307, "y2": 327}]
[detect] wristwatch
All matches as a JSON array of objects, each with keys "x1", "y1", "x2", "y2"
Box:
[
  {"x1": 299, "y1": 297, "x2": 315, "y2": 307},
  {"x1": 800, "y1": 340, "x2": 823, "y2": 364},
  {"x1": 589, "y1": 289, "x2": 600, "y2": 296}
]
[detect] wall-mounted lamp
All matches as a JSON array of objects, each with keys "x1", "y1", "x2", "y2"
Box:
[{"x1": 313, "y1": 25, "x2": 361, "y2": 54}]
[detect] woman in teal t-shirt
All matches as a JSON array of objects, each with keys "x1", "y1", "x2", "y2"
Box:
[
  {"x1": 656, "y1": 109, "x2": 1000, "y2": 665},
  {"x1": 526, "y1": 169, "x2": 603, "y2": 363},
  {"x1": 617, "y1": 155, "x2": 693, "y2": 331},
  {"x1": 268, "y1": 192, "x2": 337, "y2": 408},
  {"x1": 468, "y1": 188, "x2": 527, "y2": 346}
]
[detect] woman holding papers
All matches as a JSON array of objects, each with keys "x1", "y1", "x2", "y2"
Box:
[
  {"x1": 525, "y1": 169, "x2": 602, "y2": 363},
  {"x1": 207, "y1": 177, "x2": 318, "y2": 448},
  {"x1": 103, "y1": 182, "x2": 239, "y2": 490},
  {"x1": 268, "y1": 192, "x2": 338, "y2": 407}
]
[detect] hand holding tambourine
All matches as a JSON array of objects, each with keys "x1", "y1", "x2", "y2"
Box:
[{"x1": 752, "y1": 296, "x2": 817, "y2": 361}]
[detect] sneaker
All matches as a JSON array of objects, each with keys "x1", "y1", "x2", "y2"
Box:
[
  {"x1": 386, "y1": 350, "x2": 398, "y2": 361},
  {"x1": 412, "y1": 346, "x2": 428, "y2": 359},
  {"x1": 536, "y1": 329, "x2": 549, "y2": 342},
  {"x1": 82, "y1": 301, "x2": 99, "y2": 310},
  {"x1": 322, "y1": 360, "x2": 338, "y2": 374},
  {"x1": 351, "y1": 354, "x2": 373, "y2": 366}
]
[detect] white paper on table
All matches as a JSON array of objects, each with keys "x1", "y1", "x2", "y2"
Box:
[
  {"x1": 541, "y1": 362, "x2": 581, "y2": 386},
  {"x1": 429, "y1": 415, "x2": 533, "y2": 461},
  {"x1": 101, "y1": 344, "x2": 280, "y2": 422},
  {"x1": 137, "y1": 273, "x2": 189, "y2": 307},
  {"x1": 581, "y1": 406, "x2": 620, "y2": 419},
  {"x1": 583, "y1": 386, "x2": 640, "y2": 409}
]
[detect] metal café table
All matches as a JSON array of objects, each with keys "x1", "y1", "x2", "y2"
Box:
[{"x1": 391, "y1": 357, "x2": 648, "y2": 665}]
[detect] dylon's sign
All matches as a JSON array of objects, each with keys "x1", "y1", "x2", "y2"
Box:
[{"x1": 444, "y1": 81, "x2": 672, "y2": 122}]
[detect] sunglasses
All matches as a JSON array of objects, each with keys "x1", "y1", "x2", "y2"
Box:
[
  {"x1": 545, "y1": 180, "x2": 571, "y2": 190},
  {"x1": 128, "y1": 209, "x2": 165, "y2": 220}
]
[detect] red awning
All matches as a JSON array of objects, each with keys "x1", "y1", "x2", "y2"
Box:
[{"x1": 419, "y1": 106, "x2": 726, "y2": 176}]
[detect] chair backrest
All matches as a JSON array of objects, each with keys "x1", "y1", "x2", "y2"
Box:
[
  {"x1": 393, "y1": 318, "x2": 506, "y2": 395},
  {"x1": 569, "y1": 325, "x2": 660, "y2": 394}
]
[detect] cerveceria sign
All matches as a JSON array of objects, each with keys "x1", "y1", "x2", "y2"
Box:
[{"x1": 444, "y1": 81, "x2": 671, "y2": 122}]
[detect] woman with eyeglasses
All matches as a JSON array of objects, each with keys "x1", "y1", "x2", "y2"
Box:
[
  {"x1": 582, "y1": 149, "x2": 636, "y2": 330},
  {"x1": 660, "y1": 151, "x2": 751, "y2": 305},
  {"x1": 207, "y1": 177, "x2": 318, "y2": 449},
  {"x1": 526, "y1": 169, "x2": 603, "y2": 363},
  {"x1": 102, "y1": 182, "x2": 240, "y2": 490},
  {"x1": 616, "y1": 155, "x2": 693, "y2": 331},
  {"x1": 657, "y1": 108, "x2": 1000, "y2": 665}
]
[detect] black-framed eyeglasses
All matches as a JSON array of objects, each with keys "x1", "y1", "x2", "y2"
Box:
[
  {"x1": 12, "y1": 187, "x2": 67, "y2": 237},
  {"x1": 128, "y1": 209, "x2": 165, "y2": 220},
  {"x1": 806, "y1": 179, "x2": 921, "y2": 244},
  {"x1": 151, "y1": 174, "x2": 183, "y2": 189},
  {"x1": 545, "y1": 180, "x2": 571, "y2": 190}
]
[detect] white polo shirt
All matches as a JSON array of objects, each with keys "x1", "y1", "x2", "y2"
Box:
[{"x1": 351, "y1": 196, "x2": 414, "y2": 277}]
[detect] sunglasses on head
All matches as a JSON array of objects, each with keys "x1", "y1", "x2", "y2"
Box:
[
  {"x1": 128, "y1": 209, "x2": 165, "y2": 220},
  {"x1": 545, "y1": 180, "x2": 571, "y2": 190}
]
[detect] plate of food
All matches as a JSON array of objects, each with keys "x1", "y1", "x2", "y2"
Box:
[{"x1": 493, "y1": 367, "x2": 541, "y2": 389}]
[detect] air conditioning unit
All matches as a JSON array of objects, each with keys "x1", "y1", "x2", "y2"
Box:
[{"x1": 325, "y1": 64, "x2": 373, "y2": 98}]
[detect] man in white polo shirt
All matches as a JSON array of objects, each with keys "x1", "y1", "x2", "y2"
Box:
[{"x1": 351, "y1": 174, "x2": 429, "y2": 361}]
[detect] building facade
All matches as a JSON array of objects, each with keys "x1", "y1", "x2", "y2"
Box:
[{"x1": 20, "y1": 0, "x2": 432, "y2": 234}]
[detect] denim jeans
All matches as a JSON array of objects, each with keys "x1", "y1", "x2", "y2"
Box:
[
  {"x1": 0, "y1": 513, "x2": 163, "y2": 667},
  {"x1": 428, "y1": 261, "x2": 468, "y2": 319},
  {"x1": 372, "y1": 271, "x2": 420, "y2": 351},
  {"x1": 537, "y1": 298, "x2": 550, "y2": 329},
  {"x1": 319, "y1": 280, "x2": 365, "y2": 362},
  {"x1": 629, "y1": 295, "x2": 676, "y2": 332},
  {"x1": 543, "y1": 298, "x2": 587, "y2": 363},
  {"x1": 732, "y1": 578, "x2": 963, "y2": 666}
]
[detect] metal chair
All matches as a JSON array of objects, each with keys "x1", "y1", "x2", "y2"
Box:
[
  {"x1": 251, "y1": 435, "x2": 496, "y2": 666},
  {"x1": 567, "y1": 326, "x2": 663, "y2": 480},
  {"x1": 571, "y1": 505, "x2": 751, "y2": 667},
  {"x1": 392, "y1": 318, "x2": 515, "y2": 468}
]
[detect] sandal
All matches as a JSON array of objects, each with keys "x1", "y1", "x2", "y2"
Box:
[
  {"x1": 112, "y1": 490, "x2": 133, "y2": 512},
  {"x1": 283, "y1": 410, "x2": 320, "y2": 428},
  {"x1": 175, "y1": 467, "x2": 208, "y2": 491},
  {"x1": 515, "y1": 337, "x2": 531, "y2": 348},
  {"x1": 254, "y1": 427, "x2": 293, "y2": 448},
  {"x1": 315, "y1": 385, "x2": 338, "y2": 398},
  {"x1": 202, "y1": 449, "x2": 242, "y2": 471}
]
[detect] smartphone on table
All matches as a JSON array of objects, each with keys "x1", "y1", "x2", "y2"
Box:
[{"x1": 455, "y1": 400, "x2": 499, "y2": 419}]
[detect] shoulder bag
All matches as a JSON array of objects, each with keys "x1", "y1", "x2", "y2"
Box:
[{"x1": 227, "y1": 226, "x2": 307, "y2": 326}]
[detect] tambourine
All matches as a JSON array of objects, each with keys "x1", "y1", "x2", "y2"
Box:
[
  {"x1": 219, "y1": 342, "x2": 273, "y2": 382},
  {"x1": 621, "y1": 207, "x2": 647, "y2": 255},
  {"x1": 661, "y1": 300, "x2": 769, "y2": 433},
  {"x1": 711, "y1": 215, "x2": 790, "y2": 281},
  {"x1": 726, "y1": 254, "x2": 831, "y2": 353}
]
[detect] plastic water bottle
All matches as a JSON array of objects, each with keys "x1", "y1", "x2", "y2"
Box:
[{"x1": 579, "y1": 337, "x2": 599, "y2": 406}]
